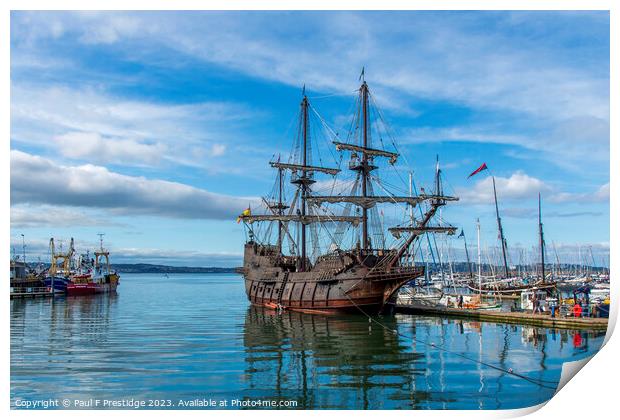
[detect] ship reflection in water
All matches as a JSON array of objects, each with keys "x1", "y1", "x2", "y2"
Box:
[
  {"x1": 242, "y1": 307, "x2": 604, "y2": 409},
  {"x1": 11, "y1": 274, "x2": 606, "y2": 410}
]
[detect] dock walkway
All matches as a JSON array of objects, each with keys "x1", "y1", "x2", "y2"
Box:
[
  {"x1": 10, "y1": 287, "x2": 61, "y2": 299},
  {"x1": 395, "y1": 304, "x2": 609, "y2": 330}
]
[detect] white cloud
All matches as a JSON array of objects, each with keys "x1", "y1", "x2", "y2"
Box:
[
  {"x1": 458, "y1": 172, "x2": 609, "y2": 207},
  {"x1": 502, "y1": 207, "x2": 604, "y2": 219},
  {"x1": 11, "y1": 204, "x2": 122, "y2": 228},
  {"x1": 401, "y1": 114, "x2": 609, "y2": 171},
  {"x1": 11, "y1": 11, "x2": 609, "y2": 122},
  {"x1": 208, "y1": 144, "x2": 226, "y2": 157},
  {"x1": 77, "y1": 13, "x2": 142, "y2": 44},
  {"x1": 54, "y1": 131, "x2": 166, "y2": 165},
  {"x1": 458, "y1": 171, "x2": 550, "y2": 204},
  {"x1": 550, "y1": 183, "x2": 610, "y2": 204},
  {"x1": 10, "y1": 12, "x2": 609, "y2": 171},
  {"x1": 11, "y1": 150, "x2": 259, "y2": 220},
  {"x1": 11, "y1": 84, "x2": 258, "y2": 172},
  {"x1": 404, "y1": 127, "x2": 524, "y2": 146}
]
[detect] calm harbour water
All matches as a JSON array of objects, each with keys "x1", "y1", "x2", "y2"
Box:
[{"x1": 11, "y1": 273, "x2": 605, "y2": 410}]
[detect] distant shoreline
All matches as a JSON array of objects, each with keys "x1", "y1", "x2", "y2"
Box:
[
  {"x1": 18, "y1": 261, "x2": 608, "y2": 275},
  {"x1": 110, "y1": 263, "x2": 241, "y2": 274},
  {"x1": 108, "y1": 262, "x2": 608, "y2": 275}
]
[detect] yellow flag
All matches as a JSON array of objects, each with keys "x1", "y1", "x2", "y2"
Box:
[{"x1": 236, "y1": 207, "x2": 251, "y2": 223}]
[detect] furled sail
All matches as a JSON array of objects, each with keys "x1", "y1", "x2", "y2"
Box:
[
  {"x1": 333, "y1": 141, "x2": 399, "y2": 164},
  {"x1": 308, "y1": 194, "x2": 458, "y2": 209},
  {"x1": 269, "y1": 161, "x2": 340, "y2": 176},
  {"x1": 240, "y1": 214, "x2": 362, "y2": 226},
  {"x1": 389, "y1": 226, "x2": 457, "y2": 239}
]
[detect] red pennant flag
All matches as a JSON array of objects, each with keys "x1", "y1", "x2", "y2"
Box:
[{"x1": 468, "y1": 163, "x2": 488, "y2": 179}]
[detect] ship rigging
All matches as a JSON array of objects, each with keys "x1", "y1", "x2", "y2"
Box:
[{"x1": 239, "y1": 76, "x2": 458, "y2": 314}]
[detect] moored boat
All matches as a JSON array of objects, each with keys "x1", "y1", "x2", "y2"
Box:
[
  {"x1": 43, "y1": 238, "x2": 74, "y2": 292},
  {"x1": 66, "y1": 235, "x2": 119, "y2": 296}
]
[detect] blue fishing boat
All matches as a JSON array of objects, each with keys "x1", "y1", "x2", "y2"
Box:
[
  {"x1": 43, "y1": 237, "x2": 74, "y2": 293},
  {"x1": 43, "y1": 275, "x2": 71, "y2": 292}
]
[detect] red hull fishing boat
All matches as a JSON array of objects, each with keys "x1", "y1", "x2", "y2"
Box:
[
  {"x1": 66, "y1": 282, "x2": 118, "y2": 296},
  {"x1": 66, "y1": 234, "x2": 120, "y2": 296}
]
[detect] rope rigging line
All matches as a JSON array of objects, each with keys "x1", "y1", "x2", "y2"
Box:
[
  {"x1": 308, "y1": 89, "x2": 359, "y2": 100},
  {"x1": 308, "y1": 104, "x2": 341, "y2": 164},
  {"x1": 333, "y1": 173, "x2": 360, "y2": 246}
]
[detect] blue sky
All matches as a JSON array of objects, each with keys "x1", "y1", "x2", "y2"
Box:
[{"x1": 10, "y1": 11, "x2": 609, "y2": 266}]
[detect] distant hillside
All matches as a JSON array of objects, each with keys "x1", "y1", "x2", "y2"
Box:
[{"x1": 111, "y1": 263, "x2": 240, "y2": 274}]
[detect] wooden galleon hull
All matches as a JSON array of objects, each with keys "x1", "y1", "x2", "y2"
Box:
[{"x1": 242, "y1": 242, "x2": 425, "y2": 314}]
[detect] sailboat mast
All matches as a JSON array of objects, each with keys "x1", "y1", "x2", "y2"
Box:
[
  {"x1": 301, "y1": 95, "x2": 309, "y2": 270},
  {"x1": 477, "y1": 218, "x2": 481, "y2": 298},
  {"x1": 492, "y1": 176, "x2": 510, "y2": 278},
  {"x1": 361, "y1": 81, "x2": 369, "y2": 250},
  {"x1": 539, "y1": 193, "x2": 545, "y2": 284},
  {"x1": 463, "y1": 234, "x2": 473, "y2": 279}
]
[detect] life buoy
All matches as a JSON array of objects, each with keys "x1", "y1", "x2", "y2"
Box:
[{"x1": 573, "y1": 304, "x2": 582, "y2": 318}]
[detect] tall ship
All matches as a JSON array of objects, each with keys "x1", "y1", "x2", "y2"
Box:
[{"x1": 238, "y1": 76, "x2": 458, "y2": 314}]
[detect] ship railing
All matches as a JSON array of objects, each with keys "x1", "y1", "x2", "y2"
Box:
[{"x1": 366, "y1": 265, "x2": 423, "y2": 280}]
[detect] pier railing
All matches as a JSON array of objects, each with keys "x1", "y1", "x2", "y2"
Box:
[
  {"x1": 10, "y1": 287, "x2": 57, "y2": 297},
  {"x1": 10, "y1": 286, "x2": 50, "y2": 293}
]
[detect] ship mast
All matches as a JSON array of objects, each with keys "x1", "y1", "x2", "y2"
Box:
[
  {"x1": 361, "y1": 81, "x2": 370, "y2": 250},
  {"x1": 387, "y1": 162, "x2": 456, "y2": 269},
  {"x1": 300, "y1": 94, "x2": 309, "y2": 270},
  {"x1": 240, "y1": 78, "x2": 459, "y2": 269},
  {"x1": 492, "y1": 176, "x2": 510, "y2": 278},
  {"x1": 277, "y1": 164, "x2": 284, "y2": 254}
]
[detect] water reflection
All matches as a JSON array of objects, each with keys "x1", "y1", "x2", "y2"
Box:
[
  {"x1": 242, "y1": 307, "x2": 606, "y2": 409},
  {"x1": 11, "y1": 294, "x2": 119, "y2": 402},
  {"x1": 12, "y1": 294, "x2": 118, "y2": 344},
  {"x1": 243, "y1": 306, "x2": 435, "y2": 409},
  {"x1": 11, "y1": 274, "x2": 607, "y2": 410}
]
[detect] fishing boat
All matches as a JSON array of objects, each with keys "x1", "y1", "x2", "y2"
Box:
[
  {"x1": 66, "y1": 235, "x2": 119, "y2": 296},
  {"x1": 43, "y1": 238, "x2": 74, "y2": 292},
  {"x1": 70, "y1": 251, "x2": 94, "y2": 283},
  {"x1": 238, "y1": 76, "x2": 458, "y2": 314}
]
